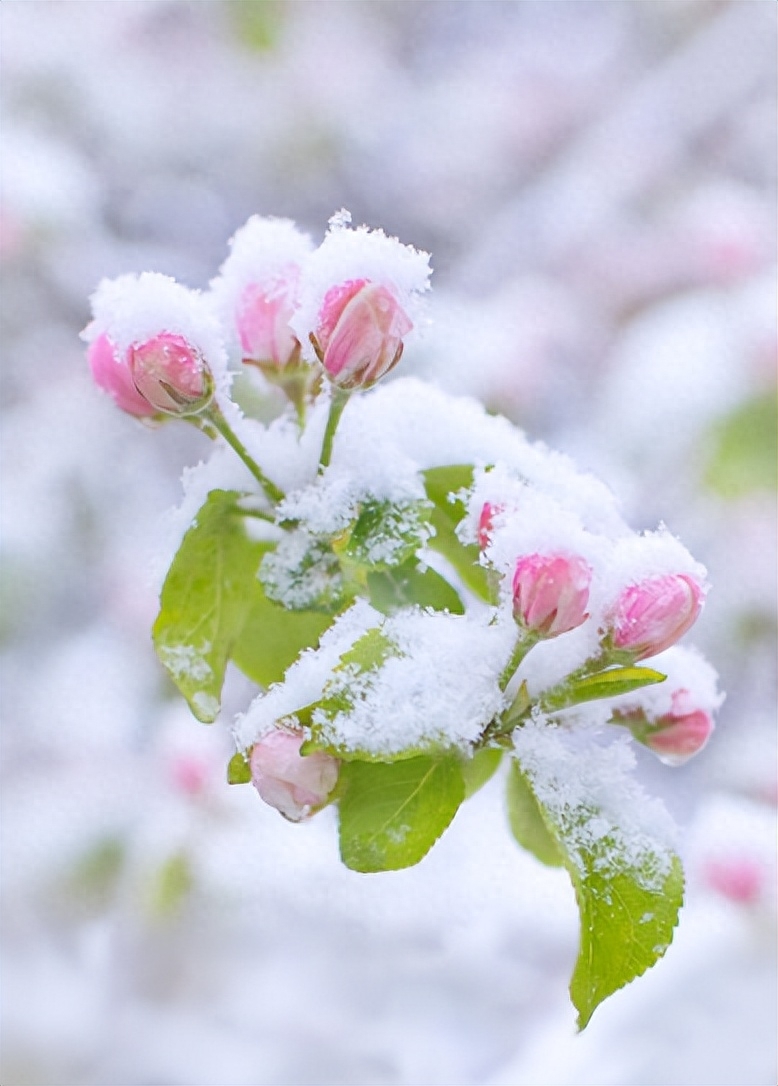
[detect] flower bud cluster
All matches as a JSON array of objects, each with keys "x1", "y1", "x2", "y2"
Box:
[{"x1": 84, "y1": 214, "x2": 431, "y2": 423}]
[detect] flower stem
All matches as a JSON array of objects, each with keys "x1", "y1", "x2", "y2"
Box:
[
  {"x1": 204, "y1": 405, "x2": 284, "y2": 504},
  {"x1": 499, "y1": 633, "x2": 538, "y2": 692},
  {"x1": 319, "y1": 388, "x2": 350, "y2": 471}
]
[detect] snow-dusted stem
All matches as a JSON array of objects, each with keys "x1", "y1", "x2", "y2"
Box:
[
  {"x1": 319, "y1": 388, "x2": 350, "y2": 471},
  {"x1": 205, "y1": 405, "x2": 284, "y2": 504}
]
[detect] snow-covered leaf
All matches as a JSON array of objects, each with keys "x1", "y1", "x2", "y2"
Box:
[
  {"x1": 512, "y1": 726, "x2": 683, "y2": 1029},
  {"x1": 338, "y1": 754, "x2": 465, "y2": 871},
  {"x1": 340, "y1": 497, "x2": 432, "y2": 570},
  {"x1": 153, "y1": 490, "x2": 265, "y2": 722}
]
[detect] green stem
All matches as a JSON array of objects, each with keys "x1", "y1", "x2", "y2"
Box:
[
  {"x1": 205, "y1": 406, "x2": 284, "y2": 504},
  {"x1": 319, "y1": 388, "x2": 350, "y2": 471},
  {"x1": 499, "y1": 633, "x2": 539, "y2": 692}
]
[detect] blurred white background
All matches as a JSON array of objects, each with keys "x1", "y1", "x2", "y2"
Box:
[{"x1": 1, "y1": 3, "x2": 776, "y2": 1084}]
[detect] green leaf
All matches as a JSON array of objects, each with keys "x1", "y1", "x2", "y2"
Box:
[
  {"x1": 232, "y1": 592, "x2": 331, "y2": 688},
  {"x1": 367, "y1": 561, "x2": 464, "y2": 615},
  {"x1": 570, "y1": 854, "x2": 684, "y2": 1030},
  {"x1": 423, "y1": 466, "x2": 492, "y2": 601},
  {"x1": 341, "y1": 498, "x2": 432, "y2": 571},
  {"x1": 462, "y1": 747, "x2": 503, "y2": 798},
  {"x1": 506, "y1": 761, "x2": 564, "y2": 867},
  {"x1": 336, "y1": 627, "x2": 396, "y2": 674},
  {"x1": 259, "y1": 530, "x2": 350, "y2": 613},
  {"x1": 338, "y1": 754, "x2": 465, "y2": 871},
  {"x1": 704, "y1": 392, "x2": 777, "y2": 498},
  {"x1": 544, "y1": 666, "x2": 666, "y2": 710},
  {"x1": 227, "y1": 752, "x2": 252, "y2": 785},
  {"x1": 153, "y1": 491, "x2": 265, "y2": 722},
  {"x1": 512, "y1": 742, "x2": 684, "y2": 1029}
]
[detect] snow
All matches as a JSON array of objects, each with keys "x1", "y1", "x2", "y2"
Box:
[{"x1": 513, "y1": 721, "x2": 678, "y2": 888}]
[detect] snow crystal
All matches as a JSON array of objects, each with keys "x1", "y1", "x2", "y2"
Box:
[
  {"x1": 513, "y1": 721, "x2": 678, "y2": 889},
  {"x1": 82, "y1": 272, "x2": 230, "y2": 398},
  {"x1": 311, "y1": 608, "x2": 515, "y2": 756},
  {"x1": 292, "y1": 217, "x2": 432, "y2": 363},
  {"x1": 156, "y1": 642, "x2": 213, "y2": 684}
]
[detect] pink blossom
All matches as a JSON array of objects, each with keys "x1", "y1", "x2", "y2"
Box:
[
  {"x1": 477, "y1": 502, "x2": 505, "y2": 550},
  {"x1": 312, "y1": 278, "x2": 413, "y2": 390},
  {"x1": 641, "y1": 689, "x2": 714, "y2": 765},
  {"x1": 87, "y1": 333, "x2": 157, "y2": 418},
  {"x1": 249, "y1": 729, "x2": 339, "y2": 822},
  {"x1": 236, "y1": 270, "x2": 302, "y2": 370},
  {"x1": 512, "y1": 553, "x2": 591, "y2": 638},
  {"x1": 703, "y1": 856, "x2": 765, "y2": 905},
  {"x1": 609, "y1": 574, "x2": 705, "y2": 660},
  {"x1": 128, "y1": 331, "x2": 213, "y2": 416}
]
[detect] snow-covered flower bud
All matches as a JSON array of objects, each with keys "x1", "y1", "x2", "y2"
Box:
[
  {"x1": 512, "y1": 553, "x2": 591, "y2": 638},
  {"x1": 311, "y1": 278, "x2": 412, "y2": 391},
  {"x1": 478, "y1": 502, "x2": 505, "y2": 550},
  {"x1": 210, "y1": 216, "x2": 313, "y2": 374},
  {"x1": 608, "y1": 574, "x2": 705, "y2": 660},
  {"x1": 236, "y1": 276, "x2": 301, "y2": 370},
  {"x1": 129, "y1": 331, "x2": 214, "y2": 416},
  {"x1": 82, "y1": 271, "x2": 227, "y2": 417},
  {"x1": 87, "y1": 333, "x2": 157, "y2": 418},
  {"x1": 640, "y1": 689, "x2": 714, "y2": 765},
  {"x1": 249, "y1": 729, "x2": 339, "y2": 822}
]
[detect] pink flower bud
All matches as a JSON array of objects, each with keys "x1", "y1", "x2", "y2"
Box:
[
  {"x1": 87, "y1": 333, "x2": 157, "y2": 418},
  {"x1": 249, "y1": 729, "x2": 339, "y2": 822},
  {"x1": 609, "y1": 574, "x2": 705, "y2": 660},
  {"x1": 236, "y1": 273, "x2": 302, "y2": 370},
  {"x1": 642, "y1": 692, "x2": 714, "y2": 765},
  {"x1": 478, "y1": 502, "x2": 505, "y2": 550},
  {"x1": 703, "y1": 856, "x2": 765, "y2": 905},
  {"x1": 512, "y1": 553, "x2": 591, "y2": 638},
  {"x1": 128, "y1": 332, "x2": 213, "y2": 416},
  {"x1": 312, "y1": 279, "x2": 413, "y2": 390}
]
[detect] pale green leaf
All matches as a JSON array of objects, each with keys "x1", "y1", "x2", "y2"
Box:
[
  {"x1": 543, "y1": 666, "x2": 666, "y2": 711},
  {"x1": 367, "y1": 562, "x2": 464, "y2": 615}
]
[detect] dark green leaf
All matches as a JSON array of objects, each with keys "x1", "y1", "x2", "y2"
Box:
[
  {"x1": 422, "y1": 466, "x2": 492, "y2": 601},
  {"x1": 462, "y1": 747, "x2": 503, "y2": 798},
  {"x1": 367, "y1": 562, "x2": 464, "y2": 615},
  {"x1": 338, "y1": 754, "x2": 465, "y2": 871},
  {"x1": 153, "y1": 491, "x2": 265, "y2": 722},
  {"x1": 506, "y1": 761, "x2": 564, "y2": 866},
  {"x1": 232, "y1": 592, "x2": 330, "y2": 688}
]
